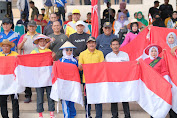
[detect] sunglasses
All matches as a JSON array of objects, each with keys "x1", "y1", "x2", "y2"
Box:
[{"x1": 66, "y1": 49, "x2": 73, "y2": 52}]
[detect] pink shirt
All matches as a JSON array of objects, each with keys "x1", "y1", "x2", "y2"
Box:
[{"x1": 120, "y1": 32, "x2": 139, "y2": 48}]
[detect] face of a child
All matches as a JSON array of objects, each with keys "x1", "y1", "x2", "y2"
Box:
[{"x1": 38, "y1": 39, "x2": 47, "y2": 47}]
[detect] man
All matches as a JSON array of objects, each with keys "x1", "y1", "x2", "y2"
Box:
[
  {"x1": 78, "y1": 36, "x2": 104, "y2": 118},
  {"x1": 105, "y1": 38, "x2": 131, "y2": 118},
  {"x1": 55, "y1": 0, "x2": 67, "y2": 22},
  {"x1": 0, "y1": 17, "x2": 20, "y2": 51},
  {"x1": 17, "y1": 0, "x2": 30, "y2": 20},
  {"x1": 64, "y1": 12, "x2": 72, "y2": 25},
  {"x1": 34, "y1": 14, "x2": 48, "y2": 33},
  {"x1": 41, "y1": 8, "x2": 50, "y2": 22},
  {"x1": 65, "y1": 9, "x2": 90, "y2": 37},
  {"x1": 17, "y1": 20, "x2": 39, "y2": 103},
  {"x1": 69, "y1": 20, "x2": 90, "y2": 59},
  {"x1": 29, "y1": 1, "x2": 39, "y2": 20},
  {"x1": 149, "y1": 1, "x2": 160, "y2": 19},
  {"x1": 16, "y1": 13, "x2": 29, "y2": 32},
  {"x1": 84, "y1": 12, "x2": 91, "y2": 24},
  {"x1": 96, "y1": 22, "x2": 117, "y2": 57},
  {"x1": 43, "y1": 13, "x2": 58, "y2": 36},
  {"x1": 159, "y1": 0, "x2": 173, "y2": 21},
  {"x1": 43, "y1": 0, "x2": 54, "y2": 17},
  {"x1": 0, "y1": 40, "x2": 19, "y2": 118},
  {"x1": 103, "y1": 2, "x2": 115, "y2": 21},
  {"x1": 48, "y1": 21, "x2": 68, "y2": 60}
]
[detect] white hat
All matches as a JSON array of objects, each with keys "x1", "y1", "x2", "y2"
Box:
[
  {"x1": 76, "y1": 20, "x2": 85, "y2": 26},
  {"x1": 68, "y1": 12, "x2": 72, "y2": 16},
  {"x1": 59, "y1": 41, "x2": 76, "y2": 50}
]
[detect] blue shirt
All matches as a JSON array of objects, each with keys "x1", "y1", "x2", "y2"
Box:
[
  {"x1": 45, "y1": 0, "x2": 53, "y2": 7},
  {"x1": 0, "y1": 30, "x2": 20, "y2": 51},
  {"x1": 59, "y1": 57, "x2": 78, "y2": 66},
  {"x1": 55, "y1": 0, "x2": 67, "y2": 7},
  {"x1": 96, "y1": 33, "x2": 117, "y2": 57}
]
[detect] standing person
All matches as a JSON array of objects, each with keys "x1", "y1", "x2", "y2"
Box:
[
  {"x1": 0, "y1": 17, "x2": 20, "y2": 51},
  {"x1": 17, "y1": 0, "x2": 30, "y2": 20},
  {"x1": 137, "y1": 11, "x2": 148, "y2": 26},
  {"x1": 29, "y1": 1, "x2": 39, "y2": 20},
  {"x1": 148, "y1": 1, "x2": 160, "y2": 19},
  {"x1": 159, "y1": 0, "x2": 173, "y2": 21},
  {"x1": 43, "y1": 0, "x2": 54, "y2": 17},
  {"x1": 55, "y1": 0, "x2": 67, "y2": 22},
  {"x1": 103, "y1": 2, "x2": 116, "y2": 22},
  {"x1": 17, "y1": 20, "x2": 39, "y2": 103},
  {"x1": 0, "y1": 40, "x2": 19, "y2": 118},
  {"x1": 48, "y1": 21, "x2": 68, "y2": 60},
  {"x1": 105, "y1": 38, "x2": 131, "y2": 118},
  {"x1": 120, "y1": 19, "x2": 143, "y2": 48},
  {"x1": 96, "y1": 22, "x2": 117, "y2": 57},
  {"x1": 31, "y1": 34, "x2": 55, "y2": 118},
  {"x1": 118, "y1": 2, "x2": 130, "y2": 20},
  {"x1": 16, "y1": 13, "x2": 29, "y2": 32},
  {"x1": 78, "y1": 37, "x2": 104, "y2": 118},
  {"x1": 43, "y1": 13, "x2": 58, "y2": 36},
  {"x1": 65, "y1": 9, "x2": 90, "y2": 37},
  {"x1": 59, "y1": 41, "x2": 77, "y2": 118},
  {"x1": 84, "y1": 0, "x2": 91, "y2": 5},
  {"x1": 167, "y1": 11, "x2": 177, "y2": 29},
  {"x1": 64, "y1": 12, "x2": 72, "y2": 25},
  {"x1": 68, "y1": 20, "x2": 90, "y2": 58}
]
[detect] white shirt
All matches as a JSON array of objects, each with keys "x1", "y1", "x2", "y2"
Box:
[
  {"x1": 105, "y1": 51, "x2": 129, "y2": 62},
  {"x1": 114, "y1": 20, "x2": 129, "y2": 35}
]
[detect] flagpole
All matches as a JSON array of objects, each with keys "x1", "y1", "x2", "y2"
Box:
[{"x1": 97, "y1": 0, "x2": 101, "y2": 35}]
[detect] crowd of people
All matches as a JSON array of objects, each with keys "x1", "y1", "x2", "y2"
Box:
[{"x1": 0, "y1": 0, "x2": 177, "y2": 118}]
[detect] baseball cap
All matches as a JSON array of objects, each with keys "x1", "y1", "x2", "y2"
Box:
[
  {"x1": 28, "y1": 20, "x2": 37, "y2": 26},
  {"x1": 68, "y1": 12, "x2": 72, "y2": 16},
  {"x1": 103, "y1": 22, "x2": 112, "y2": 28},
  {"x1": 2, "y1": 17, "x2": 12, "y2": 24},
  {"x1": 41, "y1": 8, "x2": 45, "y2": 10},
  {"x1": 87, "y1": 36, "x2": 96, "y2": 43},
  {"x1": 76, "y1": 20, "x2": 85, "y2": 26},
  {"x1": 72, "y1": 9, "x2": 80, "y2": 14}
]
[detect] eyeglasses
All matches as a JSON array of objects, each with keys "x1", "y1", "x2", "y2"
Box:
[{"x1": 66, "y1": 49, "x2": 73, "y2": 52}]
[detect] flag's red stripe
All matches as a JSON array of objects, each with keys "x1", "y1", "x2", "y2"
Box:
[
  {"x1": 0, "y1": 56, "x2": 16, "y2": 75},
  {"x1": 83, "y1": 61, "x2": 140, "y2": 83},
  {"x1": 52, "y1": 61, "x2": 81, "y2": 83},
  {"x1": 139, "y1": 59, "x2": 172, "y2": 105},
  {"x1": 17, "y1": 52, "x2": 53, "y2": 67}
]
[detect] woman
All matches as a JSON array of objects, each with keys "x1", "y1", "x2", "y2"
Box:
[
  {"x1": 137, "y1": 11, "x2": 148, "y2": 26},
  {"x1": 167, "y1": 11, "x2": 177, "y2": 29},
  {"x1": 59, "y1": 41, "x2": 78, "y2": 118},
  {"x1": 166, "y1": 32, "x2": 177, "y2": 58},
  {"x1": 31, "y1": 34, "x2": 55, "y2": 118},
  {"x1": 120, "y1": 19, "x2": 143, "y2": 48},
  {"x1": 114, "y1": 12, "x2": 129, "y2": 35},
  {"x1": 134, "y1": 12, "x2": 138, "y2": 19},
  {"x1": 118, "y1": 2, "x2": 130, "y2": 20}
]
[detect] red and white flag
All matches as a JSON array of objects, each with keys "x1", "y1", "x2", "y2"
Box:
[
  {"x1": 15, "y1": 52, "x2": 53, "y2": 87},
  {"x1": 148, "y1": 13, "x2": 153, "y2": 25},
  {"x1": 0, "y1": 56, "x2": 24, "y2": 95},
  {"x1": 50, "y1": 61, "x2": 83, "y2": 106},
  {"x1": 83, "y1": 61, "x2": 172, "y2": 117}
]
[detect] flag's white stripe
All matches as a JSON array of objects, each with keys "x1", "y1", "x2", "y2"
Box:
[
  {"x1": 86, "y1": 80, "x2": 139, "y2": 104},
  {"x1": 137, "y1": 79, "x2": 171, "y2": 118},
  {"x1": 0, "y1": 74, "x2": 25, "y2": 95},
  {"x1": 15, "y1": 65, "x2": 52, "y2": 87},
  {"x1": 170, "y1": 80, "x2": 177, "y2": 114},
  {"x1": 50, "y1": 78, "x2": 83, "y2": 106}
]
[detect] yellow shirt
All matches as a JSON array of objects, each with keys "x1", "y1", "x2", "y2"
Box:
[
  {"x1": 30, "y1": 48, "x2": 52, "y2": 54},
  {"x1": 79, "y1": 49, "x2": 104, "y2": 83},
  {"x1": 0, "y1": 51, "x2": 18, "y2": 56}
]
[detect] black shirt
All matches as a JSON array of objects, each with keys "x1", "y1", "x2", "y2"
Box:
[
  {"x1": 103, "y1": 8, "x2": 115, "y2": 20},
  {"x1": 68, "y1": 32, "x2": 90, "y2": 57},
  {"x1": 159, "y1": 4, "x2": 173, "y2": 21},
  {"x1": 149, "y1": 7, "x2": 160, "y2": 18}
]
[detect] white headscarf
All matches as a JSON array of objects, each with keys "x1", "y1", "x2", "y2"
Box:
[
  {"x1": 149, "y1": 46, "x2": 159, "y2": 60},
  {"x1": 62, "y1": 48, "x2": 76, "y2": 62},
  {"x1": 166, "y1": 32, "x2": 177, "y2": 49}
]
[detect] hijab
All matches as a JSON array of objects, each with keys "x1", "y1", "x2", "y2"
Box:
[
  {"x1": 118, "y1": 12, "x2": 126, "y2": 27},
  {"x1": 149, "y1": 46, "x2": 159, "y2": 60},
  {"x1": 130, "y1": 22, "x2": 139, "y2": 34},
  {"x1": 62, "y1": 48, "x2": 76, "y2": 62},
  {"x1": 137, "y1": 11, "x2": 148, "y2": 26},
  {"x1": 171, "y1": 11, "x2": 177, "y2": 23},
  {"x1": 166, "y1": 32, "x2": 177, "y2": 48}
]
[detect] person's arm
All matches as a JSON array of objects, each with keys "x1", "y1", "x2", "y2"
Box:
[
  {"x1": 17, "y1": 35, "x2": 27, "y2": 51},
  {"x1": 78, "y1": 53, "x2": 84, "y2": 71},
  {"x1": 100, "y1": 51, "x2": 104, "y2": 62},
  {"x1": 120, "y1": 33, "x2": 130, "y2": 48},
  {"x1": 114, "y1": 21, "x2": 121, "y2": 35}
]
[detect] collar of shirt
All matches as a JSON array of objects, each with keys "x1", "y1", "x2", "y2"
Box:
[
  {"x1": 2, "y1": 30, "x2": 13, "y2": 36},
  {"x1": 86, "y1": 49, "x2": 97, "y2": 54},
  {"x1": 27, "y1": 31, "x2": 38, "y2": 38},
  {"x1": 72, "y1": 20, "x2": 77, "y2": 24},
  {"x1": 2, "y1": 50, "x2": 11, "y2": 56}
]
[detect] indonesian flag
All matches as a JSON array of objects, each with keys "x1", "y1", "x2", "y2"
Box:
[
  {"x1": 148, "y1": 13, "x2": 153, "y2": 25},
  {"x1": 50, "y1": 61, "x2": 83, "y2": 106},
  {"x1": 83, "y1": 61, "x2": 172, "y2": 117},
  {"x1": 0, "y1": 56, "x2": 25, "y2": 95},
  {"x1": 15, "y1": 52, "x2": 53, "y2": 88},
  {"x1": 91, "y1": 0, "x2": 99, "y2": 38}
]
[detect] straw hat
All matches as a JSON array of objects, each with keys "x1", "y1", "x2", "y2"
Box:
[
  {"x1": 33, "y1": 34, "x2": 51, "y2": 44},
  {"x1": 145, "y1": 44, "x2": 162, "y2": 55},
  {"x1": 0, "y1": 39, "x2": 15, "y2": 47},
  {"x1": 59, "y1": 41, "x2": 76, "y2": 50},
  {"x1": 127, "y1": 19, "x2": 145, "y2": 29}
]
